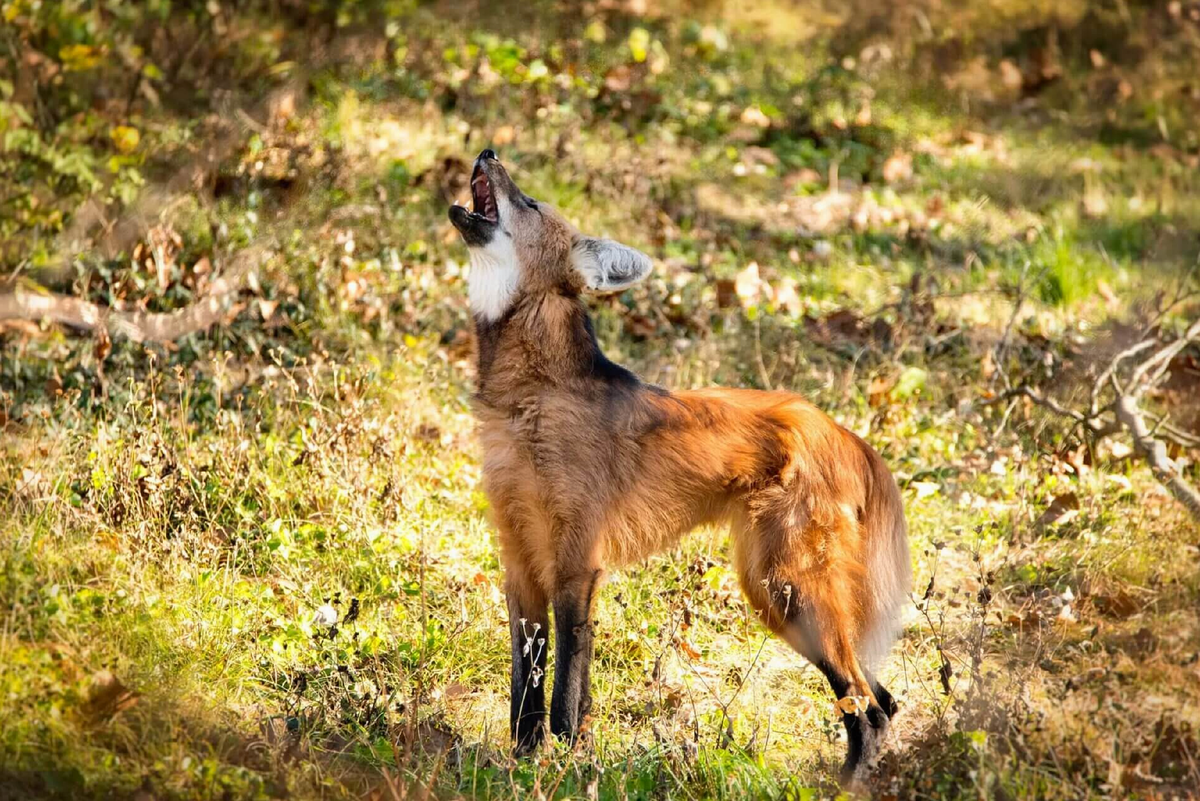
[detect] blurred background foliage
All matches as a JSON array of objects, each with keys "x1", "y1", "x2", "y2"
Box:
[{"x1": 1, "y1": 1, "x2": 1199, "y2": 799}]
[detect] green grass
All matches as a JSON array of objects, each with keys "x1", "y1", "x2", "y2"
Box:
[{"x1": 3, "y1": 1, "x2": 1200, "y2": 799}]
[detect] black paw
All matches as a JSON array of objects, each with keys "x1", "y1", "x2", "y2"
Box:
[
  {"x1": 874, "y1": 686, "x2": 899, "y2": 718},
  {"x1": 549, "y1": 715, "x2": 576, "y2": 742},
  {"x1": 513, "y1": 717, "x2": 545, "y2": 756}
]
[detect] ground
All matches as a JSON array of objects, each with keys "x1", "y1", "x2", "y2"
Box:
[{"x1": 1, "y1": 1, "x2": 1199, "y2": 799}]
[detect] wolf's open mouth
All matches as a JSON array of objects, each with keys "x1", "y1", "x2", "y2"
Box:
[{"x1": 471, "y1": 164, "x2": 498, "y2": 223}]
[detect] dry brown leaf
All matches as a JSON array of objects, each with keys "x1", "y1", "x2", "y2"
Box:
[
  {"x1": 443, "y1": 682, "x2": 471, "y2": 700},
  {"x1": 1035, "y1": 492, "x2": 1081, "y2": 528},
  {"x1": 94, "y1": 327, "x2": 112, "y2": 363},
  {"x1": 715, "y1": 278, "x2": 737, "y2": 309},
  {"x1": 84, "y1": 669, "x2": 139, "y2": 723},
  {"x1": 678, "y1": 639, "x2": 701, "y2": 660},
  {"x1": 1094, "y1": 588, "x2": 1139, "y2": 619},
  {"x1": 834, "y1": 695, "x2": 869, "y2": 715},
  {"x1": 1006, "y1": 608, "x2": 1043, "y2": 630},
  {"x1": 626, "y1": 313, "x2": 658, "y2": 339}
]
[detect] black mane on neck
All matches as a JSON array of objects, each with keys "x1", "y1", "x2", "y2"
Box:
[{"x1": 472, "y1": 295, "x2": 643, "y2": 393}]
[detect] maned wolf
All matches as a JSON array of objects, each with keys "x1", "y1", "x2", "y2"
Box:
[{"x1": 448, "y1": 149, "x2": 911, "y2": 782}]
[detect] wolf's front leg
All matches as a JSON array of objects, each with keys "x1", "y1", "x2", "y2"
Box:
[
  {"x1": 550, "y1": 568, "x2": 603, "y2": 742},
  {"x1": 506, "y1": 570, "x2": 549, "y2": 755}
]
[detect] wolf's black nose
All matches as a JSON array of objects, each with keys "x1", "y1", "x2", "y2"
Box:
[{"x1": 478, "y1": 149, "x2": 497, "y2": 161}]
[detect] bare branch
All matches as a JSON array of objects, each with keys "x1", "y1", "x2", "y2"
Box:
[
  {"x1": 1114, "y1": 395, "x2": 1200, "y2": 522},
  {"x1": 1090, "y1": 337, "x2": 1157, "y2": 416},
  {"x1": 1140, "y1": 412, "x2": 1200, "y2": 449},
  {"x1": 1128, "y1": 317, "x2": 1200, "y2": 394},
  {"x1": 0, "y1": 246, "x2": 271, "y2": 343},
  {"x1": 985, "y1": 386, "x2": 1119, "y2": 436}
]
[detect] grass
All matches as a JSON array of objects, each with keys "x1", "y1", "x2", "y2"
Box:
[{"x1": 2, "y1": 1, "x2": 1200, "y2": 799}]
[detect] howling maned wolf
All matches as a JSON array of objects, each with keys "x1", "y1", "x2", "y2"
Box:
[{"x1": 448, "y1": 150, "x2": 911, "y2": 782}]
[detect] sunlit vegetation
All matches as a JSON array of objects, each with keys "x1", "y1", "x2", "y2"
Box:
[{"x1": 1, "y1": 1, "x2": 1198, "y2": 798}]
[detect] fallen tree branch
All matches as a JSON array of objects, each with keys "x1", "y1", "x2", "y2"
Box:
[
  {"x1": 983, "y1": 386, "x2": 1120, "y2": 437},
  {"x1": 1114, "y1": 394, "x2": 1200, "y2": 521},
  {"x1": 987, "y1": 309, "x2": 1200, "y2": 523},
  {"x1": 0, "y1": 246, "x2": 271, "y2": 343}
]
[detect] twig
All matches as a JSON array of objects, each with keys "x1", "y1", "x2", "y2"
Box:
[
  {"x1": 992, "y1": 260, "x2": 1042, "y2": 391},
  {"x1": 753, "y1": 316, "x2": 774, "y2": 391},
  {"x1": 986, "y1": 385, "x2": 1123, "y2": 440}
]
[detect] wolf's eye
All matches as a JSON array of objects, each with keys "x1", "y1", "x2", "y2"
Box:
[{"x1": 523, "y1": 197, "x2": 539, "y2": 210}]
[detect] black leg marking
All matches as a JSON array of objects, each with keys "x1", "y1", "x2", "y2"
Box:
[
  {"x1": 509, "y1": 599, "x2": 548, "y2": 755},
  {"x1": 549, "y1": 571, "x2": 601, "y2": 742},
  {"x1": 816, "y1": 659, "x2": 870, "y2": 784},
  {"x1": 866, "y1": 669, "x2": 899, "y2": 719}
]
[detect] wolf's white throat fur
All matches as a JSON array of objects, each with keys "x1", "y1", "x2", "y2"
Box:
[{"x1": 468, "y1": 231, "x2": 519, "y2": 322}]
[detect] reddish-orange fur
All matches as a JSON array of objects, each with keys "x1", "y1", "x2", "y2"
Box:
[{"x1": 451, "y1": 152, "x2": 911, "y2": 780}]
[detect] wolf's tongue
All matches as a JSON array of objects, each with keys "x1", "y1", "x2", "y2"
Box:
[{"x1": 472, "y1": 171, "x2": 495, "y2": 220}]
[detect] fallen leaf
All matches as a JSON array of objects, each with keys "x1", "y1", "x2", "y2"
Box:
[
  {"x1": 443, "y1": 682, "x2": 471, "y2": 700},
  {"x1": 413, "y1": 423, "x2": 441, "y2": 442},
  {"x1": 1128, "y1": 626, "x2": 1158, "y2": 655},
  {"x1": 93, "y1": 327, "x2": 112, "y2": 362},
  {"x1": 84, "y1": 669, "x2": 139, "y2": 723},
  {"x1": 678, "y1": 639, "x2": 701, "y2": 660},
  {"x1": 1092, "y1": 279, "x2": 1119, "y2": 311},
  {"x1": 715, "y1": 278, "x2": 737, "y2": 308},
  {"x1": 835, "y1": 695, "x2": 870, "y2": 715},
  {"x1": 1065, "y1": 666, "x2": 1108, "y2": 690},
  {"x1": 1006, "y1": 608, "x2": 1043, "y2": 630},
  {"x1": 867, "y1": 374, "x2": 896, "y2": 407},
  {"x1": 626, "y1": 313, "x2": 658, "y2": 339},
  {"x1": 1094, "y1": 588, "x2": 1139, "y2": 619},
  {"x1": 1035, "y1": 492, "x2": 1080, "y2": 528},
  {"x1": 16, "y1": 469, "x2": 45, "y2": 498}
]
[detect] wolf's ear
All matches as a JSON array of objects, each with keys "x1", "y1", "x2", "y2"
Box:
[{"x1": 571, "y1": 236, "x2": 652, "y2": 293}]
